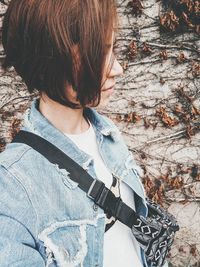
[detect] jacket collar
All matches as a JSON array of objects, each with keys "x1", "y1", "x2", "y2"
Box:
[
  {"x1": 21, "y1": 98, "x2": 120, "y2": 169},
  {"x1": 84, "y1": 106, "x2": 121, "y2": 143}
]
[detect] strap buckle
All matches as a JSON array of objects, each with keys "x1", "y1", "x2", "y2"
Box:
[
  {"x1": 87, "y1": 179, "x2": 106, "y2": 204},
  {"x1": 87, "y1": 179, "x2": 122, "y2": 217}
]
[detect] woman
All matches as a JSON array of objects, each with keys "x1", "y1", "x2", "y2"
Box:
[{"x1": 0, "y1": 0, "x2": 171, "y2": 266}]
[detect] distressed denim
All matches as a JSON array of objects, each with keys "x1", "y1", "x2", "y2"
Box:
[{"x1": 0, "y1": 98, "x2": 155, "y2": 267}]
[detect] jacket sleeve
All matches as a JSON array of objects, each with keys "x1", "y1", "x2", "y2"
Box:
[{"x1": 0, "y1": 165, "x2": 45, "y2": 267}]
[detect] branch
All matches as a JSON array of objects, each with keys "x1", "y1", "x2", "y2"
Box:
[
  {"x1": 147, "y1": 42, "x2": 200, "y2": 54},
  {"x1": 166, "y1": 196, "x2": 200, "y2": 202},
  {"x1": 135, "y1": 122, "x2": 200, "y2": 148},
  {"x1": 0, "y1": 95, "x2": 34, "y2": 110}
]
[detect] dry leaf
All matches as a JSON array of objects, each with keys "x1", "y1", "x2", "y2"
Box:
[
  {"x1": 191, "y1": 61, "x2": 200, "y2": 77},
  {"x1": 156, "y1": 107, "x2": 179, "y2": 127},
  {"x1": 168, "y1": 176, "x2": 184, "y2": 189},
  {"x1": 127, "y1": 0, "x2": 143, "y2": 16},
  {"x1": 191, "y1": 105, "x2": 200, "y2": 115},
  {"x1": 10, "y1": 118, "x2": 21, "y2": 139},
  {"x1": 160, "y1": 77, "x2": 166, "y2": 85},
  {"x1": 143, "y1": 118, "x2": 158, "y2": 129},
  {"x1": 142, "y1": 42, "x2": 153, "y2": 54},
  {"x1": 159, "y1": 49, "x2": 168, "y2": 60},
  {"x1": 124, "y1": 112, "x2": 141, "y2": 123},
  {"x1": 127, "y1": 40, "x2": 138, "y2": 60},
  {"x1": 176, "y1": 52, "x2": 186, "y2": 63},
  {"x1": 159, "y1": 1, "x2": 200, "y2": 34},
  {"x1": 160, "y1": 10, "x2": 179, "y2": 32},
  {"x1": 0, "y1": 139, "x2": 6, "y2": 153},
  {"x1": 190, "y1": 244, "x2": 197, "y2": 257},
  {"x1": 185, "y1": 125, "x2": 196, "y2": 138}
]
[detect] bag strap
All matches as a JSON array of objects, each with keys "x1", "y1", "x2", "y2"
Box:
[{"x1": 12, "y1": 130, "x2": 141, "y2": 229}]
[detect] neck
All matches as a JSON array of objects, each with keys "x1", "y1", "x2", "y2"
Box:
[{"x1": 38, "y1": 93, "x2": 90, "y2": 134}]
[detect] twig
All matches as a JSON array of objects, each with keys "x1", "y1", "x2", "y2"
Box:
[
  {"x1": 128, "y1": 59, "x2": 161, "y2": 66},
  {"x1": 147, "y1": 42, "x2": 200, "y2": 54},
  {"x1": 144, "y1": 130, "x2": 186, "y2": 144},
  {"x1": 0, "y1": 96, "x2": 33, "y2": 110},
  {"x1": 166, "y1": 196, "x2": 200, "y2": 202},
  {"x1": 135, "y1": 122, "x2": 200, "y2": 148}
]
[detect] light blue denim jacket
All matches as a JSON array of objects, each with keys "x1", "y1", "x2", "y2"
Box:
[{"x1": 0, "y1": 98, "x2": 150, "y2": 267}]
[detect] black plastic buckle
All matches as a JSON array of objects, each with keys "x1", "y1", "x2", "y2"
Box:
[
  {"x1": 95, "y1": 187, "x2": 110, "y2": 209},
  {"x1": 87, "y1": 179, "x2": 105, "y2": 203},
  {"x1": 87, "y1": 179, "x2": 123, "y2": 217}
]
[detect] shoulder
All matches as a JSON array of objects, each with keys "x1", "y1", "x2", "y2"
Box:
[
  {"x1": 0, "y1": 154, "x2": 37, "y2": 240},
  {"x1": 0, "y1": 142, "x2": 34, "y2": 197},
  {"x1": 0, "y1": 150, "x2": 35, "y2": 218},
  {"x1": 0, "y1": 142, "x2": 32, "y2": 169}
]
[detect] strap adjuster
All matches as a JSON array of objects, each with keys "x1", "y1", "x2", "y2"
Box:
[
  {"x1": 87, "y1": 179, "x2": 123, "y2": 217},
  {"x1": 87, "y1": 179, "x2": 105, "y2": 202}
]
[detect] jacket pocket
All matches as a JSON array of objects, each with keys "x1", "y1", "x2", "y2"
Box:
[{"x1": 38, "y1": 219, "x2": 96, "y2": 267}]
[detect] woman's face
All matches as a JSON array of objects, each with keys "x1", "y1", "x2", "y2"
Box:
[
  {"x1": 98, "y1": 31, "x2": 124, "y2": 107},
  {"x1": 65, "y1": 31, "x2": 124, "y2": 108}
]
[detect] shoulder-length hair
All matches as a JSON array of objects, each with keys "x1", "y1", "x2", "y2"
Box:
[{"x1": 1, "y1": 0, "x2": 118, "y2": 108}]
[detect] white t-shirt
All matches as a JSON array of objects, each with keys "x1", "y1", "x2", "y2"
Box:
[{"x1": 64, "y1": 121, "x2": 144, "y2": 267}]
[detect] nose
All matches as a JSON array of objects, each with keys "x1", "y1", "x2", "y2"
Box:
[{"x1": 107, "y1": 54, "x2": 124, "y2": 78}]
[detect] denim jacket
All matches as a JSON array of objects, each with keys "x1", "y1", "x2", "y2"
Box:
[{"x1": 0, "y1": 98, "x2": 150, "y2": 267}]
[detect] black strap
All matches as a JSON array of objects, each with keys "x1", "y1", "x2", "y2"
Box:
[{"x1": 12, "y1": 130, "x2": 141, "y2": 228}]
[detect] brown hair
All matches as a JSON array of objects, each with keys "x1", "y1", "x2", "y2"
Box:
[{"x1": 1, "y1": 0, "x2": 118, "y2": 108}]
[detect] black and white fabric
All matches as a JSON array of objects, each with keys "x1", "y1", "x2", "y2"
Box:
[{"x1": 132, "y1": 199, "x2": 178, "y2": 267}]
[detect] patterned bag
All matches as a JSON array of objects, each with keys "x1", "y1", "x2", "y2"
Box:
[{"x1": 132, "y1": 198, "x2": 179, "y2": 267}]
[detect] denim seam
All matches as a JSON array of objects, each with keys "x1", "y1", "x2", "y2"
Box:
[
  {"x1": 0, "y1": 164, "x2": 39, "y2": 246},
  {"x1": 2, "y1": 146, "x2": 32, "y2": 169}
]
